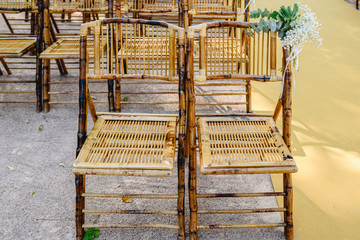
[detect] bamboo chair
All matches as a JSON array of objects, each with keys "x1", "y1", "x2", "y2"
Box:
[
  {"x1": 125, "y1": 0, "x2": 179, "y2": 26},
  {"x1": 0, "y1": 0, "x2": 44, "y2": 111},
  {"x1": 72, "y1": 18, "x2": 186, "y2": 239},
  {"x1": 0, "y1": 0, "x2": 38, "y2": 35},
  {"x1": 187, "y1": 0, "x2": 249, "y2": 26},
  {"x1": 187, "y1": 21, "x2": 297, "y2": 239},
  {"x1": 39, "y1": 0, "x2": 112, "y2": 112}
]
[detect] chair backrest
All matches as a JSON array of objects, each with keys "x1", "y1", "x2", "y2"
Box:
[
  {"x1": 50, "y1": 0, "x2": 109, "y2": 13},
  {"x1": 187, "y1": 21, "x2": 293, "y2": 147},
  {"x1": 127, "y1": 0, "x2": 178, "y2": 13},
  {"x1": 189, "y1": 21, "x2": 280, "y2": 82},
  {"x1": 188, "y1": 0, "x2": 249, "y2": 20},
  {"x1": 77, "y1": 18, "x2": 186, "y2": 149},
  {"x1": 89, "y1": 18, "x2": 182, "y2": 81},
  {"x1": 0, "y1": 0, "x2": 37, "y2": 12}
]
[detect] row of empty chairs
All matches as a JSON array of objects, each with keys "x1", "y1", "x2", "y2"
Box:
[
  {"x1": 0, "y1": 0, "x2": 251, "y2": 112},
  {"x1": 73, "y1": 16, "x2": 297, "y2": 240}
]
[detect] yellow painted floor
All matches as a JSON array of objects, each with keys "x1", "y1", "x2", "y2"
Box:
[{"x1": 253, "y1": 0, "x2": 360, "y2": 239}]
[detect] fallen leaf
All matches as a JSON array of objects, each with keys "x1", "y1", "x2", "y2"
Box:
[
  {"x1": 26, "y1": 119, "x2": 30, "y2": 124},
  {"x1": 38, "y1": 124, "x2": 43, "y2": 132},
  {"x1": 91, "y1": 96, "x2": 97, "y2": 100},
  {"x1": 7, "y1": 166, "x2": 15, "y2": 171},
  {"x1": 59, "y1": 163, "x2": 67, "y2": 168},
  {"x1": 31, "y1": 191, "x2": 36, "y2": 196},
  {"x1": 121, "y1": 197, "x2": 133, "y2": 203},
  {"x1": 123, "y1": 96, "x2": 128, "y2": 102}
]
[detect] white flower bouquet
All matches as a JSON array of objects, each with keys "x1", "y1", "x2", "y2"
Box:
[{"x1": 249, "y1": 3, "x2": 322, "y2": 70}]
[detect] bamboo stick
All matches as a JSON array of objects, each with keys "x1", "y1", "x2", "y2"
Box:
[
  {"x1": 198, "y1": 208, "x2": 286, "y2": 214},
  {"x1": 284, "y1": 173, "x2": 294, "y2": 239},
  {"x1": 83, "y1": 223, "x2": 179, "y2": 229},
  {"x1": 197, "y1": 223, "x2": 286, "y2": 229},
  {"x1": 83, "y1": 209, "x2": 178, "y2": 215},
  {"x1": 82, "y1": 193, "x2": 178, "y2": 198},
  {"x1": 197, "y1": 192, "x2": 285, "y2": 198}
]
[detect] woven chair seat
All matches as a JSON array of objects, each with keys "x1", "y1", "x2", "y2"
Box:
[
  {"x1": 119, "y1": 39, "x2": 169, "y2": 58},
  {"x1": 40, "y1": 38, "x2": 105, "y2": 59},
  {"x1": 0, "y1": 38, "x2": 36, "y2": 57},
  {"x1": 197, "y1": 116, "x2": 297, "y2": 174},
  {"x1": 73, "y1": 115, "x2": 177, "y2": 176}
]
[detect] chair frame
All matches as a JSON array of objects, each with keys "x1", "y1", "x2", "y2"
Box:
[
  {"x1": 186, "y1": 21, "x2": 297, "y2": 239},
  {"x1": 74, "y1": 18, "x2": 186, "y2": 239},
  {"x1": 40, "y1": 0, "x2": 114, "y2": 112},
  {"x1": 0, "y1": 0, "x2": 43, "y2": 111}
]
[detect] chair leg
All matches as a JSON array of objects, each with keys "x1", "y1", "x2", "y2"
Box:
[
  {"x1": 114, "y1": 78, "x2": 121, "y2": 113},
  {"x1": 43, "y1": 59, "x2": 51, "y2": 112},
  {"x1": 0, "y1": 58, "x2": 11, "y2": 75},
  {"x1": 177, "y1": 153, "x2": 186, "y2": 239},
  {"x1": 189, "y1": 158, "x2": 198, "y2": 239},
  {"x1": 284, "y1": 173, "x2": 294, "y2": 240},
  {"x1": 75, "y1": 174, "x2": 85, "y2": 240},
  {"x1": 108, "y1": 80, "x2": 115, "y2": 112}
]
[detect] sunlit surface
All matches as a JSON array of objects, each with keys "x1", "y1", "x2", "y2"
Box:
[{"x1": 254, "y1": 0, "x2": 360, "y2": 239}]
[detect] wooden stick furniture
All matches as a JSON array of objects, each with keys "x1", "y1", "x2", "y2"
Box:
[
  {"x1": 39, "y1": 0, "x2": 111, "y2": 112},
  {"x1": 187, "y1": 21, "x2": 297, "y2": 239},
  {"x1": 0, "y1": 0, "x2": 43, "y2": 111},
  {"x1": 187, "y1": 0, "x2": 249, "y2": 25},
  {"x1": 0, "y1": 0, "x2": 38, "y2": 35},
  {"x1": 72, "y1": 18, "x2": 186, "y2": 239}
]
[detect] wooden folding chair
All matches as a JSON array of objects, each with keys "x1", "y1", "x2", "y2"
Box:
[
  {"x1": 0, "y1": 0, "x2": 44, "y2": 111},
  {"x1": 187, "y1": 0, "x2": 249, "y2": 25},
  {"x1": 39, "y1": 0, "x2": 112, "y2": 112},
  {"x1": 72, "y1": 18, "x2": 186, "y2": 239},
  {"x1": 124, "y1": 0, "x2": 179, "y2": 26},
  {"x1": 187, "y1": 21, "x2": 297, "y2": 239},
  {"x1": 0, "y1": 0, "x2": 38, "y2": 35}
]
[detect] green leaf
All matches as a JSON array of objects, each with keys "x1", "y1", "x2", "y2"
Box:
[
  {"x1": 278, "y1": 31, "x2": 285, "y2": 39},
  {"x1": 269, "y1": 11, "x2": 279, "y2": 20},
  {"x1": 244, "y1": 29, "x2": 254, "y2": 37},
  {"x1": 268, "y1": 19, "x2": 277, "y2": 32},
  {"x1": 84, "y1": 228, "x2": 100, "y2": 240},
  {"x1": 59, "y1": 163, "x2": 67, "y2": 168},
  {"x1": 31, "y1": 191, "x2": 36, "y2": 196},
  {"x1": 123, "y1": 96, "x2": 128, "y2": 102},
  {"x1": 293, "y1": 3, "x2": 299, "y2": 17},
  {"x1": 280, "y1": 6, "x2": 289, "y2": 18},
  {"x1": 7, "y1": 166, "x2": 15, "y2": 171},
  {"x1": 38, "y1": 124, "x2": 43, "y2": 132},
  {"x1": 261, "y1": 8, "x2": 270, "y2": 18}
]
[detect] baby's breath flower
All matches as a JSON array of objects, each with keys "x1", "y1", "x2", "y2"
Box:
[{"x1": 282, "y1": 4, "x2": 322, "y2": 49}]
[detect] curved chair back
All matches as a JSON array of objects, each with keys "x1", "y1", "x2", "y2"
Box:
[{"x1": 187, "y1": 21, "x2": 293, "y2": 144}]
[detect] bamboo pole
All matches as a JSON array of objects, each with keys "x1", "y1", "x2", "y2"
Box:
[
  {"x1": 43, "y1": 0, "x2": 51, "y2": 112},
  {"x1": 187, "y1": 30, "x2": 198, "y2": 240},
  {"x1": 177, "y1": 29, "x2": 186, "y2": 240},
  {"x1": 1, "y1": 13, "x2": 14, "y2": 34},
  {"x1": 75, "y1": 174, "x2": 85, "y2": 240},
  {"x1": 35, "y1": 0, "x2": 44, "y2": 112},
  {"x1": 284, "y1": 173, "x2": 294, "y2": 240}
]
